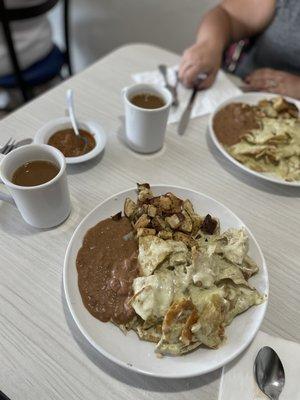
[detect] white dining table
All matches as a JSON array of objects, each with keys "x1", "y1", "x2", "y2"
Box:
[{"x1": 0, "y1": 44, "x2": 299, "y2": 400}]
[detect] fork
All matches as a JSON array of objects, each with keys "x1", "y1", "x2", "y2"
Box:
[
  {"x1": 0, "y1": 138, "x2": 32, "y2": 156},
  {"x1": 158, "y1": 64, "x2": 179, "y2": 107},
  {"x1": 0, "y1": 138, "x2": 15, "y2": 155},
  {"x1": 0, "y1": 138, "x2": 12, "y2": 153}
]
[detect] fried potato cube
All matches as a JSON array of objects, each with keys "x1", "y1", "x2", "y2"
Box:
[
  {"x1": 134, "y1": 204, "x2": 154, "y2": 220},
  {"x1": 137, "y1": 183, "x2": 153, "y2": 204},
  {"x1": 165, "y1": 192, "x2": 183, "y2": 214},
  {"x1": 273, "y1": 96, "x2": 286, "y2": 112},
  {"x1": 180, "y1": 211, "x2": 193, "y2": 233},
  {"x1": 157, "y1": 230, "x2": 173, "y2": 240},
  {"x1": 134, "y1": 214, "x2": 151, "y2": 229},
  {"x1": 272, "y1": 97, "x2": 299, "y2": 118},
  {"x1": 165, "y1": 213, "x2": 182, "y2": 229},
  {"x1": 136, "y1": 228, "x2": 156, "y2": 237},
  {"x1": 159, "y1": 196, "x2": 172, "y2": 212},
  {"x1": 147, "y1": 205, "x2": 157, "y2": 218},
  {"x1": 124, "y1": 198, "x2": 138, "y2": 218},
  {"x1": 151, "y1": 216, "x2": 168, "y2": 231},
  {"x1": 149, "y1": 193, "x2": 182, "y2": 215},
  {"x1": 200, "y1": 214, "x2": 218, "y2": 235},
  {"x1": 141, "y1": 203, "x2": 148, "y2": 211},
  {"x1": 182, "y1": 200, "x2": 203, "y2": 236},
  {"x1": 131, "y1": 206, "x2": 145, "y2": 222},
  {"x1": 191, "y1": 213, "x2": 203, "y2": 236},
  {"x1": 173, "y1": 232, "x2": 196, "y2": 247},
  {"x1": 183, "y1": 199, "x2": 194, "y2": 215},
  {"x1": 258, "y1": 99, "x2": 271, "y2": 108}
]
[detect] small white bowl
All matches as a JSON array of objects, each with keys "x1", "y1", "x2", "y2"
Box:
[{"x1": 34, "y1": 117, "x2": 107, "y2": 164}]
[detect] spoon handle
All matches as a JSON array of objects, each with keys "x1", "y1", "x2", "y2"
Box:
[
  {"x1": 66, "y1": 89, "x2": 80, "y2": 137},
  {"x1": 158, "y1": 64, "x2": 169, "y2": 86}
]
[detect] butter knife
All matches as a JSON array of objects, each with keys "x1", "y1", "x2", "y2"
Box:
[
  {"x1": 177, "y1": 87, "x2": 198, "y2": 136},
  {"x1": 177, "y1": 73, "x2": 207, "y2": 136}
]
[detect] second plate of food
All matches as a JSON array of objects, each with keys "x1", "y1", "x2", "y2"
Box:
[
  {"x1": 64, "y1": 184, "x2": 268, "y2": 378},
  {"x1": 209, "y1": 92, "x2": 300, "y2": 186}
]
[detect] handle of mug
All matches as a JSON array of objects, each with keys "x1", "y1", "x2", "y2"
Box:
[{"x1": 0, "y1": 153, "x2": 15, "y2": 205}]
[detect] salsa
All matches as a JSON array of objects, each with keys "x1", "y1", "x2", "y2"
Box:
[{"x1": 48, "y1": 128, "x2": 95, "y2": 157}]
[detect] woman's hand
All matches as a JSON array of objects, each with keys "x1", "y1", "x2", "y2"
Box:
[
  {"x1": 244, "y1": 68, "x2": 300, "y2": 99},
  {"x1": 179, "y1": 40, "x2": 223, "y2": 89},
  {"x1": 179, "y1": 0, "x2": 276, "y2": 90}
]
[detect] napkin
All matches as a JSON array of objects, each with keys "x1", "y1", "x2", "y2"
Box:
[
  {"x1": 218, "y1": 331, "x2": 300, "y2": 400},
  {"x1": 132, "y1": 66, "x2": 242, "y2": 124}
]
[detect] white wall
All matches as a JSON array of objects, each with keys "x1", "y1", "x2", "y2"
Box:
[{"x1": 50, "y1": 0, "x2": 218, "y2": 73}]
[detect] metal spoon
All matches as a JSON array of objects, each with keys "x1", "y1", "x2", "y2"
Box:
[
  {"x1": 66, "y1": 89, "x2": 87, "y2": 146},
  {"x1": 254, "y1": 346, "x2": 285, "y2": 400}
]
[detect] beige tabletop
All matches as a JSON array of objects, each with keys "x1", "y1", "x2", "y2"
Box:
[{"x1": 0, "y1": 44, "x2": 299, "y2": 400}]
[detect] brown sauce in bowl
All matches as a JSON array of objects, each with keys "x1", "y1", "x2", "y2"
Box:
[
  {"x1": 76, "y1": 217, "x2": 139, "y2": 325},
  {"x1": 213, "y1": 103, "x2": 259, "y2": 146},
  {"x1": 48, "y1": 128, "x2": 96, "y2": 157}
]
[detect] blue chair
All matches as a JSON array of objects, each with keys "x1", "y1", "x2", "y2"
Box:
[{"x1": 0, "y1": 0, "x2": 72, "y2": 103}]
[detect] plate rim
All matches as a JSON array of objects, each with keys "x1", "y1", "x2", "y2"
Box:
[
  {"x1": 208, "y1": 91, "x2": 300, "y2": 187},
  {"x1": 63, "y1": 185, "x2": 269, "y2": 378}
]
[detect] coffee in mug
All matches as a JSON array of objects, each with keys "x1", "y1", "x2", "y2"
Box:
[
  {"x1": 11, "y1": 160, "x2": 60, "y2": 187},
  {"x1": 0, "y1": 144, "x2": 71, "y2": 228},
  {"x1": 130, "y1": 93, "x2": 165, "y2": 109}
]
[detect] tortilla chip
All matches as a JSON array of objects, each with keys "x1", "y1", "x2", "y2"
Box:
[
  {"x1": 226, "y1": 98, "x2": 300, "y2": 182},
  {"x1": 138, "y1": 236, "x2": 173, "y2": 276}
]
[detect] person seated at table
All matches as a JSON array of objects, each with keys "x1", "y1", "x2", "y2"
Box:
[
  {"x1": 0, "y1": 0, "x2": 53, "y2": 77},
  {"x1": 179, "y1": 0, "x2": 300, "y2": 99}
]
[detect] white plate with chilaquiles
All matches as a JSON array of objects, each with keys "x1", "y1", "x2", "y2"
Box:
[
  {"x1": 209, "y1": 92, "x2": 300, "y2": 186},
  {"x1": 63, "y1": 185, "x2": 268, "y2": 378}
]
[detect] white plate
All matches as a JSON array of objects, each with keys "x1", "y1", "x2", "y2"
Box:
[
  {"x1": 63, "y1": 185, "x2": 268, "y2": 378},
  {"x1": 34, "y1": 117, "x2": 106, "y2": 164},
  {"x1": 209, "y1": 92, "x2": 300, "y2": 187}
]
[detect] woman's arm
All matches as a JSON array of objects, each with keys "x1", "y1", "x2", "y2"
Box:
[
  {"x1": 179, "y1": 0, "x2": 276, "y2": 88},
  {"x1": 221, "y1": 0, "x2": 276, "y2": 41}
]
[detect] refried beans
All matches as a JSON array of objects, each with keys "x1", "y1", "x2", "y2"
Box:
[
  {"x1": 213, "y1": 103, "x2": 259, "y2": 146},
  {"x1": 76, "y1": 217, "x2": 139, "y2": 325}
]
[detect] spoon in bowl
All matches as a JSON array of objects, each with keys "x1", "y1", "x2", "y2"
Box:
[
  {"x1": 254, "y1": 346, "x2": 285, "y2": 400},
  {"x1": 66, "y1": 89, "x2": 87, "y2": 147}
]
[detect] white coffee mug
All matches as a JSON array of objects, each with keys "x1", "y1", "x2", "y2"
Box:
[
  {"x1": 0, "y1": 144, "x2": 71, "y2": 228},
  {"x1": 122, "y1": 83, "x2": 172, "y2": 153}
]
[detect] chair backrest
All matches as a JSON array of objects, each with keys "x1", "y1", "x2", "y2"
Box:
[
  {"x1": 0, "y1": 0, "x2": 71, "y2": 103},
  {"x1": 0, "y1": 0, "x2": 60, "y2": 21}
]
